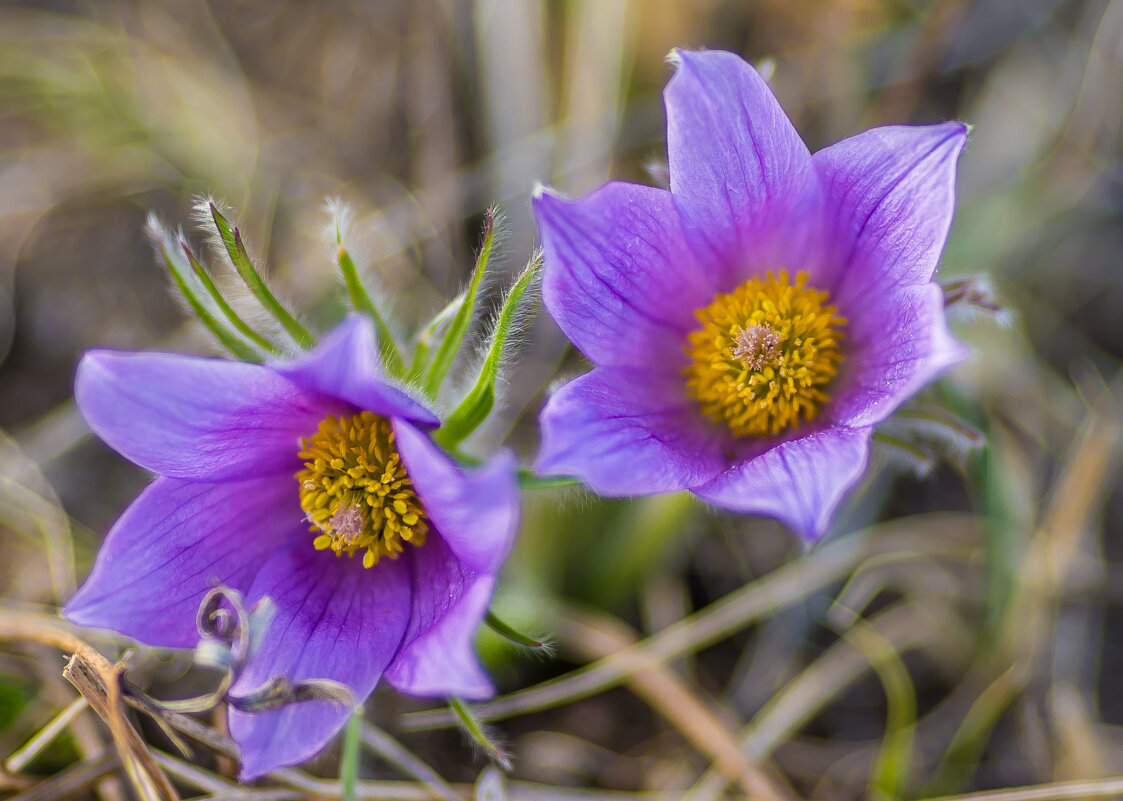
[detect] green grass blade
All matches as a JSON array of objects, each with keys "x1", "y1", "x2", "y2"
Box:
[
  {"x1": 424, "y1": 208, "x2": 497, "y2": 395},
  {"x1": 208, "y1": 203, "x2": 315, "y2": 348},
  {"x1": 833, "y1": 610, "x2": 917, "y2": 801},
  {"x1": 179, "y1": 241, "x2": 283, "y2": 355}
]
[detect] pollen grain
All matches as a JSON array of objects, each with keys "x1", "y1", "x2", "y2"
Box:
[
  {"x1": 296, "y1": 411, "x2": 428, "y2": 568},
  {"x1": 685, "y1": 270, "x2": 844, "y2": 437}
]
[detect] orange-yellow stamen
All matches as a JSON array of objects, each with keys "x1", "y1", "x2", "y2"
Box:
[
  {"x1": 296, "y1": 411, "x2": 428, "y2": 568},
  {"x1": 685, "y1": 270, "x2": 845, "y2": 437}
]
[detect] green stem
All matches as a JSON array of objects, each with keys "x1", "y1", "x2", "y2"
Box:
[
  {"x1": 485, "y1": 611, "x2": 545, "y2": 649},
  {"x1": 449, "y1": 697, "x2": 511, "y2": 772},
  {"x1": 339, "y1": 709, "x2": 362, "y2": 801}
]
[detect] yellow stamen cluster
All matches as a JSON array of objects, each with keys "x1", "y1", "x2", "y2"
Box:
[
  {"x1": 296, "y1": 411, "x2": 428, "y2": 569},
  {"x1": 685, "y1": 271, "x2": 845, "y2": 437}
]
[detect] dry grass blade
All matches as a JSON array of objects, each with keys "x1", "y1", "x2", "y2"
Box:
[
  {"x1": 404, "y1": 521, "x2": 975, "y2": 731},
  {"x1": 266, "y1": 767, "x2": 457, "y2": 801},
  {"x1": 404, "y1": 531, "x2": 874, "y2": 729},
  {"x1": 556, "y1": 605, "x2": 796, "y2": 801},
  {"x1": 4, "y1": 696, "x2": 89, "y2": 773},
  {"x1": 917, "y1": 776, "x2": 1123, "y2": 801},
  {"x1": 0, "y1": 606, "x2": 179, "y2": 801},
  {"x1": 123, "y1": 696, "x2": 239, "y2": 759},
  {"x1": 5, "y1": 751, "x2": 120, "y2": 801},
  {"x1": 359, "y1": 723, "x2": 460, "y2": 801},
  {"x1": 0, "y1": 430, "x2": 76, "y2": 603},
  {"x1": 63, "y1": 654, "x2": 178, "y2": 801},
  {"x1": 683, "y1": 602, "x2": 967, "y2": 801}
]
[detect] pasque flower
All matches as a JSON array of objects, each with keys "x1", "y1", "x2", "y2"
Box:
[
  {"x1": 65, "y1": 315, "x2": 519, "y2": 778},
  {"x1": 533, "y1": 49, "x2": 968, "y2": 539}
]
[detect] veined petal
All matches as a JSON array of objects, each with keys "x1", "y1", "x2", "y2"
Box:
[
  {"x1": 813, "y1": 122, "x2": 968, "y2": 310},
  {"x1": 533, "y1": 182, "x2": 710, "y2": 368},
  {"x1": 276, "y1": 315, "x2": 439, "y2": 428},
  {"x1": 666, "y1": 49, "x2": 814, "y2": 291},
  {"x1": 394, "y1": 421, "x2": 518, "y2": 576},
  {"x1": 830, "y1": 283, "x2": 968, "y2": 428},
  {"x1": 76, "y1": 351, "x2": 336, "y2": 481},
  {"x1": 65, "y1": 476, "x2": 299, "y2": 648},
  {"x1": 537, "y1": 366, "x2": 728, "y2": 495},
  {"x1": 693, "y1": 426, "x2": 871, "y2": 541},
  {"x1": 385, "y1": 535, "x2": 495, "y2": 700},
  {"x1": 228, "y1": 535, "x2": 411, "y2": 780}
]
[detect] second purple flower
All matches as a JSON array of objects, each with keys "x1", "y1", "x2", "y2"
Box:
[{"x1": 533, "y1": 49, "x2": 969, "y2": 539}]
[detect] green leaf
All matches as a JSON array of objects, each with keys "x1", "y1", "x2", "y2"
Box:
[
  {"x1": 146, "y1": 218, "x2": 263, "y2": 362},
  {"x1": 424, "y1": 209, "x2": 497, "y2": 395},
  {"x1": 516, "y1": 469, "x2": 580, "y2": 490},
  {"x1": 872, "y1": 431, "x2": 936, "y2": 476},
  {"x1": 409, "y1": 289, "x2": 467, "y2": 384},
  {"x1": 336, "y1": 242, "x2": 405, "y2": 376},
  {"x1": 435, "y1": 251, "x2": 541, "y2": 449},
  {"x1": 179, "y1": 240, "x2": 283, "y2": 355},
  {"x1": 484, "y1": 611, "x2": 546, "y2": 649},
  {"x1": 406, "y1": 294, "x2": 462, "y2": 384},
  {"x1": 208, "y1": 203, "x2": 315, "y2": 348}
]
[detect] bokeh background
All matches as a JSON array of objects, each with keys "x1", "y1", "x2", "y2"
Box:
[{"x1": 2, "y1": 1, "x2": 1123, "y2": 799}]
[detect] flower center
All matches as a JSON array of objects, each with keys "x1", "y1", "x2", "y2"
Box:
[
  {"x1": 296, "y1": 411, "x2": 428, "y2": 569},
  {"x1": 685, "y1": 270, "x2": 845, "y2": 437}
]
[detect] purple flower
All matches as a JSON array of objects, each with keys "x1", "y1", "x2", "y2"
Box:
[
  {"x1": 533, "y1": 49, "x2": 968, "y2": 539},
  {"x1": 65, "y1": 315, "x2": 519, "y2": 778}
]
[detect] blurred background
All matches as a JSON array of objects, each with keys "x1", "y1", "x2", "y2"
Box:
[{"x1": 2, "y1": 0, "x2": 1123, "y2": 799}]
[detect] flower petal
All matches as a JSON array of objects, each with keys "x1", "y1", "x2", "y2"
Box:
[
  {"x1": 228, "y1": 535, "x2": 412, "y2": 780},
  {"x1": 276, "y1": 315, "x2": 439, "y2": 427},
  {"x1": 65, "y1": 475, "x2": 299, "y2": 648},
  {"x1": 693, "y1": 426, "x2": 871, "y2": 541},
  {"x1": 76, "y1": 351, "x2": 336, "y2": 481},
  {"x1": 385, "y1": 535, "x2": 495, "y2": 700},
  {"x1": 829, "y1": 283, "x2": 968, "y2": 428},
  {"x1": 813, "y1": 122, "x2": 968, "y2": 309},
  {"x1": 533, "y1": 182, "x2": 711, "y2": 368},
  {"x1": 394, "y1": 421, "x2": 518, "y2": 575},
  {"x1": 536, "y1": 366, "x2": 729, "y2": 495},
  {"x1": 666, "y1": 49, "x2": 814, "y2": 291}
]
